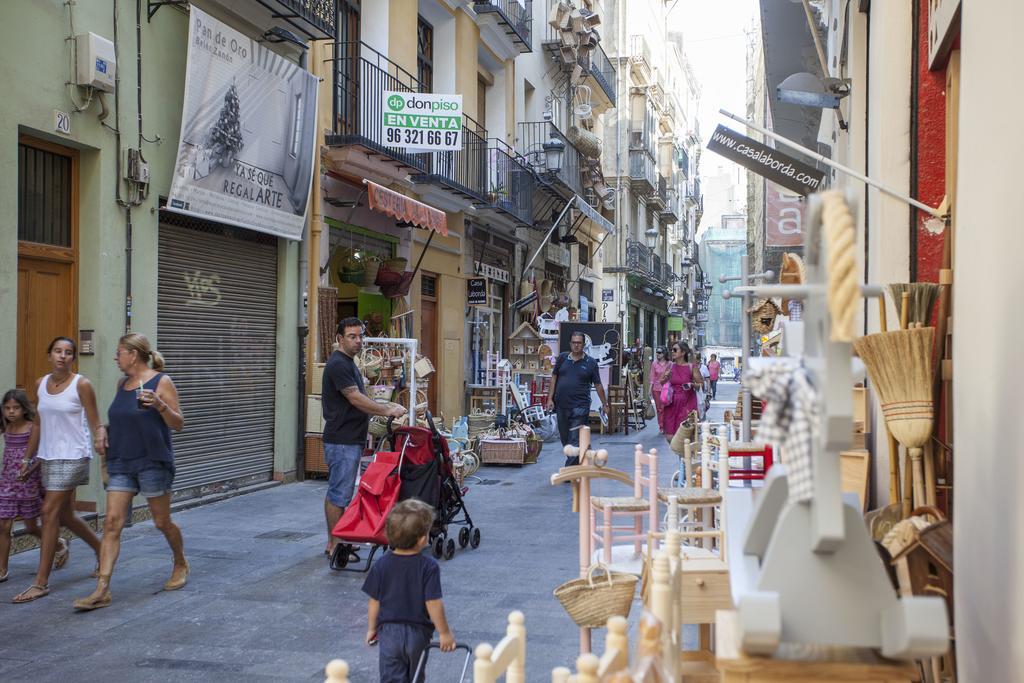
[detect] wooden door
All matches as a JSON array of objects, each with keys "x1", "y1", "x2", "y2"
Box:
[
  {"x1": 420, "y1": 273, "x2": 439, "y2": 414},
  {"x1": 16, "y1": 137, "x2": 78, "y2": 398},
  {"x1": 17, "y1": 257, "x2": 74, "y2": 393}
]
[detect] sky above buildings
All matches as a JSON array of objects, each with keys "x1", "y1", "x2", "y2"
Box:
[{"x1": 672, "y1": 0, "x2": 757, "y2": 235}]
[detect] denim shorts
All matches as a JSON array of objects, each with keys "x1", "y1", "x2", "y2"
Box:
[
  {"x1": 107, "y1": 465, "x2": 175, "y2": 498},
  {"x1": 324, "y1": 443, "x2": 363, "y2": 508}
]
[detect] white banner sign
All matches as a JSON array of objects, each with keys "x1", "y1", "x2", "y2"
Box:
[
  {"x1": 167, "y1": 7, "x2": 318, "y2": 240},
  {"x1": 382, "y1": 91, "x2": 463, "y2": 151}
]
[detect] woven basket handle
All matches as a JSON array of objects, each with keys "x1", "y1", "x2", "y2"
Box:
[{"x1": 586, "y1": 563, "x2": 614, "y2": 589}]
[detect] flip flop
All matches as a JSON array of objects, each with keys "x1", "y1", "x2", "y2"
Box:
[
  {"x1": 53, "y1": 538, "x2": 69, "y2": 570},
  {"x1": 0, "y1": 571, "x2": 8, "y2": 583},
  {"x1": 12, "y1": 584, "x2": 49, "y2": 604}
]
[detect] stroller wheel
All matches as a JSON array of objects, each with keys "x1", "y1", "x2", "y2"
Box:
[
  {"x1": 443, "y1": 538, "x2": 456, "y2": 561},
  {"x1": 458, "y1": 527, "x2": 470, "y2": 549},
  {"x1": 432, "y1": 535, "x2": 445, "y2": 559},
  {"x1": 469, "y1": 527, "x2": 481, "y2": 549}
]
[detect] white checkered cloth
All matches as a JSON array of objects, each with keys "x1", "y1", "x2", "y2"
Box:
[{"x1": 744, "y1": 361, "x2": 820, "y2": 503}]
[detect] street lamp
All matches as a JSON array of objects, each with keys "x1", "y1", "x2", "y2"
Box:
[{"x1": 543, "y1": 135, "x2": 565, "y2": 175}]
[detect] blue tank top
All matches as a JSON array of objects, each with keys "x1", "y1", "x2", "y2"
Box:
[{"x1": 106, "y1": 373, "x2": 174, "y2": 474}]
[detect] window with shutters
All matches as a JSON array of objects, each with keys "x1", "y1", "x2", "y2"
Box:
[
  {"x1": 417, "y1": 16, "x2": 433, "y2": 93},
  {"x1": 18, "y1": 142, "x2": 73, "y2": 247},
  {"x1": 421, "y1": 273, "x2": 437, "y2": 298}
]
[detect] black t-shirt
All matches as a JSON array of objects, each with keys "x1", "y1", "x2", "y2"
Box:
[
  {"x1": 553, "y1": 352, "x2": 602, "y2": 409},
  {"x1": 322, "y1": 350, "x2": 369, "y2": 444},
  {"x1": 361, "y1": 551, "x2": 443, "y2": 629}
]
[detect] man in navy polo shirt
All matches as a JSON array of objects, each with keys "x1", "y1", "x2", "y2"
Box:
[{"x1": 546, "y1": 331, "x2": 608, "y2": 466}]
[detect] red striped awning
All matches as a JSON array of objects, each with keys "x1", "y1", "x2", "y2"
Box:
[{"x1": 365, "y1": 180, "x2": 448, "y2": 236}]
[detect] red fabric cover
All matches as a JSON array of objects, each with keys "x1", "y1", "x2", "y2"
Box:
[
  {"x1": 391, "y1": 426, "x2": 453, "y2": 476},
  {"x1": 331, "y1": 452, "x2": 401, "y2": 545}
]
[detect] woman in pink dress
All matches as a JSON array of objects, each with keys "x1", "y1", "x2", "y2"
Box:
[
  {"x1": 649, "y1": 348, "x2": 671, "y2": 433},
  {"x1": 660, "y1": 342, "x2": 703, "y2": 438}
]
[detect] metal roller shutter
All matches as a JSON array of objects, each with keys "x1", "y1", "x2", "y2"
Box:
[{"x1": 158, "y1": 219, "x2": 278, "y2": 492}]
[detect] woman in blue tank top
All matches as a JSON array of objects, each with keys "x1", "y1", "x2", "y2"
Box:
[{"x1": 73, "y1": 333, "x2": 187, "y2": 611}]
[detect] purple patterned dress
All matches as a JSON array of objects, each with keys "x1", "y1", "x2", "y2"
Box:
[{"x1": 0, "y1": 427, "x2": 42, "y2": 520}]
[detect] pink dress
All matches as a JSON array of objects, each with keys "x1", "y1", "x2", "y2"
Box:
[
  {"x1": 650, "y1": 359, "x2": 672, "y2": 432},
  {"x1": 0, "y1": 426, "x2": 41, "y2": 519},
  {"x1": 662, "y1": 363, "x2": 698, "y2": 435}
]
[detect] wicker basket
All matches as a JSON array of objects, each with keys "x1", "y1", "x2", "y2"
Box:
[
  {"x1": 384, "y1": 257, "x2": 408, "y2": 272},
  {"x1": 479, "y1": 437, "x2": 527, "y2": 465},
  {"x1": 670, "y1": 412, "x2": 698, "y2": 455},
  {"x1": 368, "y1": 416, "x2": 389, "y2": 439},
  {"x1": 525, "y1": 438, "x2": 542, "y2": 464},
  {"x1": 554, "y1": 564, "x2": 639, "y2": 629},
  {"x1": 362, "y1": 260, "x2": 381, "y2": 287},
  {"x1": 368, "y1": 385, "x2": 395, "y2": 401},
  {"x1": 305, "y1": 434, "x2": 327, "y2": 474}
]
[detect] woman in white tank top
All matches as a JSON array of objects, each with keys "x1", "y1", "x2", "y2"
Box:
[{"x1": 12, "y1": 337, "x2": 103, "y2": 604}]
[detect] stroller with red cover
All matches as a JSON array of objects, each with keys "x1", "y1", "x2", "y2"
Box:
[{"x1": 329, "y1": 415, "x2": 480, "y2": 572}]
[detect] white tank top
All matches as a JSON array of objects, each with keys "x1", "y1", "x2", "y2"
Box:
[{"x1": 36, "y1": 374, "x2": 92, "y2": 461}]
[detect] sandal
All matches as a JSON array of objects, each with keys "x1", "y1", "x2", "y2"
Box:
[
  {"x1": 73, "y1": 589, "x2": 112, "y2": 611},
  {"x1": 0, "y1": 570, "x2": 8, "y2": 583},
  {"x1": 12, "y1": 584, "x2": 49, "y2": 603},
  {"x1": 53, "y1": 538, "x2": 69, "y2": 570}
]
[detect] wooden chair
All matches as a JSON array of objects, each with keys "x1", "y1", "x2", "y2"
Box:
[
  {"x1": 590, "y1": 445, "x2": 659, "y2": 566},
  {"x1": 473, "y1": 611, "x2": 526, "y2": 683},
  {"x1": 605, "y1": 385, "x2": 628, "y2": 435}
]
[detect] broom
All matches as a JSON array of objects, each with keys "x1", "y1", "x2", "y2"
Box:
[
  {"x1": 887, "y1": 283, "x2": 939, "y2": 327},
  {"x1": 853, "y1": 328, "x2": 935, "y2": 516}
]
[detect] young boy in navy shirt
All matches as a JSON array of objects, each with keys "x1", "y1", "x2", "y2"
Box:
[{"x1": 363, "y1": 499, "x2": 455, "y2": 683}]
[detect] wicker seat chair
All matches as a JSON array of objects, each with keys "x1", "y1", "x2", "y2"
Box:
[{"x1": 590, "y1": 445, "x2": 660, "y2": 566}]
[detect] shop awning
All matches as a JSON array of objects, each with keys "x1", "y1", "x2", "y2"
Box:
[
  {"x1": 366, "y1": 180, "x2": 448, "y2": 236},
  {"x1": 573, "y1": 195, "x2": 614, "y2": 235}
]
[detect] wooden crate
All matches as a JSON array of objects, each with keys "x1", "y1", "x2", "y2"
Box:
[
  {"x1": 479, "y1": 438, "x2": 527, "y2": 465},
  {"x1": 305, "y1": 434, "x2": 327, "y2": 475}
]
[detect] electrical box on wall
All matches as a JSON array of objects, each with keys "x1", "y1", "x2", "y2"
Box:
[{"x1": 75, "y1": 32, "x2": 116, "y2": 92}]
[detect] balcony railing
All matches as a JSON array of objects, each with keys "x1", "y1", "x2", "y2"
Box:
[
  {"x1": 586, "y1": 40, "x2": 616, "y2": 105},
  {"x1": 649, "y1": 174, "x2": 668, "y2": 210},
  {"x1": 625, "y1": 239, "x2": 675, "y2": 291},
  {"x1": 274, "y1": 0, "x2": 336, "y2": 38},
  {"x1": 518, "y1": 121, "x2": 583, "y2": 198},
  {"x1": 474, "y1": 0, "x2": 533, "y2": 52},
  {"x1": 328, "y1": 42, "x2": 429, "y2": 173},
  {"x1": 661, "y1": 187, "x2": 680, "y2": 224},
  {"x1": 629, "y1": 150, "x2": 656, "y2": 196},
  {"x1": 629, "y1": 34, "x2": 652, "y2": 82},
  {"x1": 485, "y1": 138, "x2": 534, "y2": 226},
  {"x1": 412, "y1": 114, "x2": 489, "y2": 202}
]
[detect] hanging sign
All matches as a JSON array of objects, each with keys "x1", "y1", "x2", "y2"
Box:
[
  {"x1": 511, "y1": 290, "x2": 538, "y2": 311},
  {"x1": 601, "y1": 288, "x2": 614, "y2": 302},
  {"x1": 168, "y1": 7, "x2": 318, "y2": 240},
  {"x1": 383, "y1": 91, "x2": 463, "y2": 151},
  {"x1": 475, "y1": 261, "x2": 509, "y2": 283},
  {"x1": 467, "y1": 277, "x2": 488, "y2": 306},
  {"x1": 707, "y1": 124, "x2": 825, "y2": 196},
  {"x1": 766, "y1": 184, "x2": 807, "y2": 247}
]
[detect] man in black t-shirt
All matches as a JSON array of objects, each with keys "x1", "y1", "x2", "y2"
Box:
[
  {"x1": 546, "y1": 331, "x2": 608, "y2": 466},
  {"x1": 322, "y1": 317, "x2": 406, "y2": 557}
]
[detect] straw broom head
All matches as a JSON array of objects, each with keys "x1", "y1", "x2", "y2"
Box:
[
  {"x1": 852, "y1": 327, "x2": 935, "y2": 449},
  {"x1": 887, "y1": 283, "x2": 940, "y2": 327}
]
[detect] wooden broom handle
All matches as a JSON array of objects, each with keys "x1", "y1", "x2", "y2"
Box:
[{"x1": 900, "y1": 291, "x2": 910, "y2": 330}]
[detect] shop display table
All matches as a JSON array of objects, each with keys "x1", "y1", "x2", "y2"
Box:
[{"x1": 715, "y1": 610, "x2": 920, "y2": 682}]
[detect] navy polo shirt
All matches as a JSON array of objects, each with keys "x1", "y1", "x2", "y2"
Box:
[{"x1": 553, "y1": 352, "x2": 602, "y2": 409}]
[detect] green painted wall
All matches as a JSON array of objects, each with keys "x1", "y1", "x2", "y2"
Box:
[{"x1": 0, "y1": 3, "x2": 301, "y2": 505}]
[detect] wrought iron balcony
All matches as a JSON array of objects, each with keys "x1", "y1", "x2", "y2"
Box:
[
  {"x1": 686, "y1": 177, "x2": 702, "y2": 203},
  {"x1": 586, "y1": 41, "x2": 616, "y2": 106},
  {"x1": 518, "y1": 121, "x2": 583, "y2": 199},
  {"x1": 327, "y1": 42, "x2": 429, "y2": 173},
  {"x1": 629, "y1": 150, "x2": 656, "y2": 197},
  {"x1": 648, "y1": 174, "x2": 668, "y2": 211},
  {"x1": 474, "y1": 0, "x2": 533, "y2": 53},
  {"x1": 661, "y1": 187, "x2": 680, "y2": 224},
  {"x1": 629, "y1": 34, "x2": 653, "y2": 84},
  {"x1": 625, "y1": 239, "x2": 674, "y2": 292},
  {"x1": 274, "y1": 0, "x2": 335, "y2": 39},
  {"x1": 480, "y1": 138, "x2": 535, "y2": 226},
  {"x1": 412, "y1": 115, "x2": 489, "y2": 203}
]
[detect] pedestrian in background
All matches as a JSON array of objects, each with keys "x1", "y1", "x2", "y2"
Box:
[
  {"x1": 13, "y1": 337, "x2": 103, "y2": 604},
  {"x1": 708, "y1": 353, "x2": 721, "y2": 399},
  {"x1": 323, "y1": 318, "x2": 406, "y2": 560},
  {"x1": 0, "y1": 389, "x2": 43, "y2": 583},
  {"x1": 546, "y1": 331, "x2": 608, "y2": 466},
  {"x1": 650, "y1": 348, "x2": 671, "y2": 433},
  {"x1": 660, "y1": 342, "x2": 702, "y2": 440},
  {"x1": 74, "y1": 333, "x2": 187, "y2": 611},
  {"x1": 363, "y1": 499, "x2": 455, "y2": 683}
]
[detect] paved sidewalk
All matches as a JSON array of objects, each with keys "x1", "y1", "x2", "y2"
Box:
[{"x1": 0, "y1": 388, "x2": 734, "y2": 681}]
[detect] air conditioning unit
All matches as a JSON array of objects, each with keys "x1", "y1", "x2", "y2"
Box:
[{"x1": 76, "y1": 33, "x2": 116, "y2": 92}]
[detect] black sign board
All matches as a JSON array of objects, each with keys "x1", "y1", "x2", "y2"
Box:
[
  {"x1": 467, "y1": 277, "x2": 488, "y2": 306},
  {"x1": 706, "y1": 124, "x2": 825, "y2": 196},
  {"x1": 558, "y1": 322, "x2": 622, "y2": 385}
]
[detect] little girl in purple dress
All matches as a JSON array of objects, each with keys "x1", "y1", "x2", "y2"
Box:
[{"x1": 0, "y1": 389, "x2": 43, "y2": 582}]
